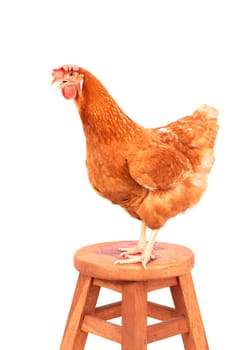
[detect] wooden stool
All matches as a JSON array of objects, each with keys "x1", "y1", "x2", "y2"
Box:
[{"x1": 60, "y1": 241, "x2": 209, "y2": 350}]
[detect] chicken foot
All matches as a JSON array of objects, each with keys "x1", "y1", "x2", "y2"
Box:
[{"x1": 115, "y1": 222, "x2": 159, "y2": 268}]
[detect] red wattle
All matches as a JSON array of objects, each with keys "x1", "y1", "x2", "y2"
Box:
[{"x1": 62, "y1": 86, "x2": 77, "y2": 100}]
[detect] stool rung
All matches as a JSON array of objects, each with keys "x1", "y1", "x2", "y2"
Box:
[
  {"x1": 94, "y1": 301, "x2": 180, "y2": 322},
  {"x1": 94, "y1": 301, "x2": 122, "y2": 320},
  {"x1": 147, "y1": 316, "x2": 188, "y2": 343},
  {"x1": 147, "y1": 301, "x2": 181, "y2": 320},
  {"x1": 81, "y1": 315, "x2": 121, "y2": 343}
]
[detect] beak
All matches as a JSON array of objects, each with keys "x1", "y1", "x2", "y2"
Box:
[
  {"x1": 51, "y1": 78, "x2": 70, "y2": 90},
  {"x1": 51, "y1": 68, "x2": 69, "y2": 90}
]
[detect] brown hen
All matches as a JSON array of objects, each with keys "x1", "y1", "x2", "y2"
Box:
[{"x1": 51, "y1": 64, "x2": 219, "y2": 268}]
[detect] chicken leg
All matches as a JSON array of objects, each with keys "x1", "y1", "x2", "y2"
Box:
[{"x1": 115, "y1": 222, "x2": 159, "y2": 269}]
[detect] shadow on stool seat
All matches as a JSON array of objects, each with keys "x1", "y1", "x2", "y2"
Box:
[{"x1": 60, "y1": 241, "x2": 209, "y2": 350}]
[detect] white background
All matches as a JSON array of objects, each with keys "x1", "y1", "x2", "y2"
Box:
[{"x1": 0, "y1": 1, "x2": 249, "y2": 349}]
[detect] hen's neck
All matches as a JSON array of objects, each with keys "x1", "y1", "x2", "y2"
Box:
[{"x1": 76, "y1": 74, "x2": 142, "y2": 143}]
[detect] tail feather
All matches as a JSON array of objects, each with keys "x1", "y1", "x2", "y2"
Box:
[
  {"x1": 160, "y1": 104, "x2": 219, "y2": 145},
  {"x1": 157, "y1": 104, "x2": 219, "y2": 172},
  {"x1": 195, "y1": 104, "x2": 219, "y2": 120}
]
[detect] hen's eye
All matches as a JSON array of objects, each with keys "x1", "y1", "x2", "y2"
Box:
[{"x1": 68, "y1": 72, "x2": 74, "y2": 77}]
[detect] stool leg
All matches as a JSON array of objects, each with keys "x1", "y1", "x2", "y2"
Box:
[
  {"x1": 60, "y1": 274, "x2": 100, "y2": 350},
  {"x1": 170, "y1": 273, "x2": 209, "y2": 350},
  {"x1": 121, "y1": 281, "x2": 148, "y2": 350}
]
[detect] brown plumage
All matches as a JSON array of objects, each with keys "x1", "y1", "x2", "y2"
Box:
[{"x1": 51, "y1": 64, "x2": 219, "y2": 268}]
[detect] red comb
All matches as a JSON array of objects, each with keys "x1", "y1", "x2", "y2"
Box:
[
  {"x1": 52, "y1": 67, "x2": 65, "y2": 78},
  {"x1": 53, "y1": 67, "x2": 65, "y2": 73}
]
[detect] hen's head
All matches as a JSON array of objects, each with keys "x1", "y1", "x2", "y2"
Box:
[{"x1": 51, "y1": 65, "x2": 84, "y2": 100}]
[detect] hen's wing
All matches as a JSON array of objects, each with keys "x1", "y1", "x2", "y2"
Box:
[
  {"x1": 127, "y1": 142, "x2": 192, "y2": 191},
  {"x1": 127, "y1": 105, "x2": 218, "y2": 192}
]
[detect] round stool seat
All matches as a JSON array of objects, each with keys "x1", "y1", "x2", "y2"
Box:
[{"x1": 74, "y1": 241, "x2": 194, "y2": 281}]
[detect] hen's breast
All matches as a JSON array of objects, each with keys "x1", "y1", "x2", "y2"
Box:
[{"x1": 85, "y1": 141, "x2": 148, "y2": 218}]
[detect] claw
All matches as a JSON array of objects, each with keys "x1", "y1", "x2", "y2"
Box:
[
  {"x1": 114, "y1": 249, "x2": 156, "y2": 269},
  {"x1": 118, "y1": 246, "x2": 144, "y2": 258},
  {"x1": 118, "y1": 246, "x2": 156, "y2": 260},
  {"x1": 114, "y1": 255, "x2": 152, "y2": 269}
]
